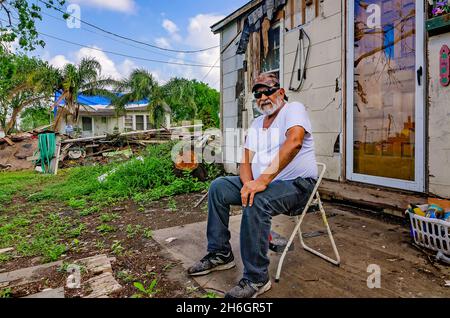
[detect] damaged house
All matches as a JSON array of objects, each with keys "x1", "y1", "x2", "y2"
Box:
[
  {"x1": 211, "y1": 0, "x2": 450, "y2": 205},
  {"x1": 54, "y1": 92, "x2": 172, "y2": 138}
]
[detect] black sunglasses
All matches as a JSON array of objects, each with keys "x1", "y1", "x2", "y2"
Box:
[{"x1": 254, "y1": 88, "x2": 279, "y2": 99}]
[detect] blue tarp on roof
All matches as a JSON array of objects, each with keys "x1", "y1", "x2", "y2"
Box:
[{"x1": 54, "y1": 91, "x2": 148, "y2": 107}]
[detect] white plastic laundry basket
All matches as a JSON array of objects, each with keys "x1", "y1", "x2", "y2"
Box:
[{"x1": 407, "y1": 205, "x2": 450, "y2": 256}]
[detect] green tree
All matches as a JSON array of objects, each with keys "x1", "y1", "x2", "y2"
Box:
[
  {"x1": 112, "y1": 69, "x2": 167, "y2": 128},
  {"x1": 20, "y1": 106, "x2": 50, "y2": 131},
  {"x1": 0, "y1": 51, "x2": 59, "y2": 134},
  {"x1": 192, "y1": 81, "x2": 219, "y2": 128},
  {"x1": 52, "y1": 57, "x2": 115, "y2": 130},
  {"x1": 0, "y1": 0, "x2": 67, "y2": 52},
  {"x1": 161, "y1": 78, "x2": 219, "y2": 128}
]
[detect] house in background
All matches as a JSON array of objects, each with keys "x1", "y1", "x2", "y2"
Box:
[
  {"x1": 55, "y1": 92, "x2": 172, "y2": 138},
  {"x1": 211, "y1": 0, "x2": 450, "y2": 201}
]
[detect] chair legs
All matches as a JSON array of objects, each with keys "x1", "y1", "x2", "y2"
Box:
[{"x1": 275, "y1": 192, "x2": 341, "y2": 282}]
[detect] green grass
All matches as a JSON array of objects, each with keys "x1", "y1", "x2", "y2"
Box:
[
  {"x1": 99, "y1": 213, "x2": 120, "y2": 223},
  {"x1": 96, "y1": 224, "x2": 116, "y2": 234},
  {"x1": 0, "y1": 143, "x2": 224, "y2": 265},
  {"x1": 26, "y1": 142, "x2": 216, "y2": 205},
  {"x1": 0, "y1": 171, "x2": 48, "y2": 204},
  {"x1": 0, "y1": 213, "x2": 71, "y2": 262}
]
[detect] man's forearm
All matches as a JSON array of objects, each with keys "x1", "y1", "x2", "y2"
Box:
[
  {"x1": 257, "y1": 139, "x2": 302, "y2": 185},
  {"x1": 239, "y1": 163, "x2": 254, "y2": 185}
]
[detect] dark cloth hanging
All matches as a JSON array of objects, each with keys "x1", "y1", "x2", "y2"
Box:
[{"x1": 236, "y1": 0, "x2": 286, "y2": 55}]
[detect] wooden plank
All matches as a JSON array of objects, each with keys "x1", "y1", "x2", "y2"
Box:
[
  {"x1": 319, "y1": 179, "x2": 428, "y2": 216},
  {"x1": 302, "y1": 0, "x2": 306, "y2": 24},
  {"x1": 3, "y1": 137, "x2": 15, "y2": 146},
  {"x1": 0, "y1": 247, "x2": 14, "y2": 254},
  {"x1": 290, "y1": 0, "x2": 295, "y2": 29},
  {"x1": 315, "y1": 0, "x2": 319, "y2": 17}
]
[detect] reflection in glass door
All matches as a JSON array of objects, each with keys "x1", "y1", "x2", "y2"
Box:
[{"x1": 347, "y1": 0, "x2": 425, "y2": 191}]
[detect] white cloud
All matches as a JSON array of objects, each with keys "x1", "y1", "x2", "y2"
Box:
[
  {"x1": 76, "y1": 47, "x2": 122, "y2": 79},
  {"x1": 187, "y1": 14, "x2": 224, "y2": 49},
  {"x1": 155, "y1": 37, "x2": 171, "y2": 49},
  {"x1": 47, "y1": 47, "x2": 139, "y2": 81},
  {"x1": 117, "y1": 59, "x2": 137, "y2": 78},
  {"x1": 158, "y1": 14, "x2": 223, "y2": 89},
  {"x1": 162, "y1": 19, "x2": 179, "y2": 34},
  {"x1": 187, "y1": 14, "x2": 224, "y2": 89},
  {"x1": 49, "y1": 55, "x2": 73, "y2": 69},
  {"x1": 68, "y1": 0, "x2": 136, "y2": 13}
]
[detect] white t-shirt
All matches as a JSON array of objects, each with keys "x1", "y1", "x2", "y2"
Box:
[{"x1": 244, "y1": 101, "x2": 318, "y2": 181}]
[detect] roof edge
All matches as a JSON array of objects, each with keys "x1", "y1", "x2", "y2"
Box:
[{"x1": 210, "y1": 0, "x2": 262, "y2": 34}]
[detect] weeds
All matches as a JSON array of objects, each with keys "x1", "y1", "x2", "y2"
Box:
[
  {"x1": 111, "y1": 240, "x2": 124, "y2": 256},
  {"x1": 117, "y1": 270, "x2": 137, "y2": 283},
  {"x1": 143, "y1": 228, "x2": 153, "y2": 239},
  {"x1": 68, "y1": 223, "x2": 85, "y2": 238},
  {"x1": 201, "y1": 291, "x2": 219, "y2": 298},
  {"x1": 99, "y1": 213, "x2": 120, "y2": 223},
  {"x1": 79, "y1": 206, "x2": 100, "y2": 217},
  {"x1": 96, "y1": 224, "x2": 116, "y2": 234},
  {"x1": 132, "y1": 279, "x2": 159, "y2": 298},
  {"x1": 0, "y1": 288, "x2": 12, "y2": 298},
  {"x1": 126, "y1": 224, "x2": 141, "y2": 239},
  {"x1": 67, "y1": 198, "x2": 86, "y2": 209},
  {"x1": 168, "y1": 198, "x2": 177, "y2": 212}
]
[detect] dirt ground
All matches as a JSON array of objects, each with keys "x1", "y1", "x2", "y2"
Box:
[
  {"x1": 0, "y1": 191, "x2": 242, "y2": 298},
  {"x1": 0, "y1": 138, "x2": 37, "y2": 171},
  {"x1": 1, "y1": 186, "x2": 449, "y2": 298}
]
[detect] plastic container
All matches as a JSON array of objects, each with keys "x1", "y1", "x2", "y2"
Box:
[{"x1": 407, "y1": 204, "x2": 450, "y2": 256}]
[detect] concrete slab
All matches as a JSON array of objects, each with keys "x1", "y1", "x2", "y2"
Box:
[
  {"x1": 153, "y1": 205, "x2": 450, "y2": 298},
  {"x1": 23, "y1": 287, "x2": 64, "y2": 298},
  {"x1": 0, "y1": 260, "x2": 63, "y2": 287}
]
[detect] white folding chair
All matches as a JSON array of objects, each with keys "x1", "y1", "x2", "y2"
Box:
[{"x1": 275, "y1": 162, "x2": 341, "y2": 282}]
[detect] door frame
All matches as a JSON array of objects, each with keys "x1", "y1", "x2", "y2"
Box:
[{"x1": 345, "y1": 0, "x2": 425, "y2": 192}]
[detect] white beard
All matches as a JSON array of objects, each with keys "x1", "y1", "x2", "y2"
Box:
[{"x1": 258, "y1": 96, "x2": 284, "y2": 116}]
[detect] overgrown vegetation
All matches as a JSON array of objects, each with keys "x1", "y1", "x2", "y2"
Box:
[
  {"x1": 26, "y1": 142, "x2": 219, "y2": 205},
  {"x1": 0, "y1": 143, "x2": 223, "y2": 265}
]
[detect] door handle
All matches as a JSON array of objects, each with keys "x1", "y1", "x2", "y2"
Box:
[{"x1": 417, "y1": 66, "x2": 423, "y2": 86}]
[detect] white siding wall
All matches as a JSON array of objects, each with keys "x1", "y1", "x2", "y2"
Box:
[
  {"x1": 221, "y1": 22, "x2": 243, "y2": 174},
  {"x1": 219, "y1": 0, "x2": 344, "y2": 179},
  {"x1": 282, "y1": 0, "x2": 343, "y2": 180},
  {"x1": 428, "y1": 33, "x2": 450, "y2": 198}
]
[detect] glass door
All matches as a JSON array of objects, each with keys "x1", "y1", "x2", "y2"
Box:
[{"x1": 346, "y1": 0, "x2": 425, "y2": 191}]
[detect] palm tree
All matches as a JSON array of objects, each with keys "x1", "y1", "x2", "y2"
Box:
[
  {"x1": 51, "y1": 57, "x2": 116, "y2": 130},
  {"x1": 113, "y1": 69, "x2": 168, "y2": 128}
]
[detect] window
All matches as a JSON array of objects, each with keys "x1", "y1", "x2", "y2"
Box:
[
  {"x1": 125, "y1": 115, "x2": 133, "y2": 132},
  {"x1": 146, "y1": 115, "x2": 151, "y2": 130},
  {"x1": 101, "y1": 117, "x2": 107, "y2": 124},
  {"x1": 82, "y1": 117, "x2": 92, "y2": 132},
  {"x1": 135, "y1": 115, "x2": 144, "y2": 131},
  {"x1": 261, "y1": 25, "x2": 280, "y2": 77}
]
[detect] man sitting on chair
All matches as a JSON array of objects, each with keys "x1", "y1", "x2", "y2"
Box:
[{"x1": 187, "y1": 72, "x2": 318, "y2": 298}]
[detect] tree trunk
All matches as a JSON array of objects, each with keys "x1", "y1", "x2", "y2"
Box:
[{"x1": 4, "y1": 96, "x2": 46, "y2": 134}]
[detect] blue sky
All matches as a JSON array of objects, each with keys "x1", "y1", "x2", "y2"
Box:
[{"x1": 29, "y1": 0, "x2": 249, "y2": 89}]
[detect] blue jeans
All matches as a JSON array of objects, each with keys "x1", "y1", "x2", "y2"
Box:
[{"x1": 206, "y1": 176, "x2": 316, "y2": 283}]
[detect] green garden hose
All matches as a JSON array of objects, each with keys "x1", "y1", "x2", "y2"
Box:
[{"x1": 37, "y1": 133, "x2": 56, "y2": 173}]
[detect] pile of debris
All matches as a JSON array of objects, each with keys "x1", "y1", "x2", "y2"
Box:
[
  {"x1": 0, "y1": 132, "x2": 41, "y2": 171},
  {"x1": 57, "y1": 125, "x2": 202, "y2": 169},
  {"x1": 0, "y1": 124, "x2": 220, "y2": 173}
]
